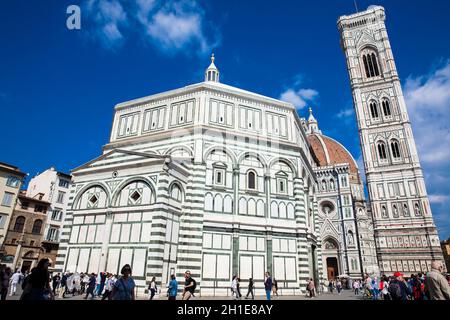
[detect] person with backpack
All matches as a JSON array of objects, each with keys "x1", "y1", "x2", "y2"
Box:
[
  {"x1": 168, "y1": 274, "x2": 178, "y2": 300},
  {"x1": 112, "y1": 264, "x2": 135, "y2": 300},
  {"x1": 148, "y1": 276, "x2": 157, "y2": 300},
  {"x1": 245, "y1": 278, "x2": 254, "y2": 299},
  {"x1": 182, "y1": 270, "x2": 196, "y2": 300},
  {"x1": 388, "y1": 272, "x2": 410, "y2": 301}
]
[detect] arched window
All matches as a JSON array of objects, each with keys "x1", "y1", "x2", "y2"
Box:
[
  {"x1": 403, "y1": 203, "x2": 410, "y2": 217},
  {"x1": 170, "y1": 183, "x2": 183, "y2": 202},
  {"x1": 392, "y1": 205, "x2": 399, "y2": 218},
  {"x1": 369, "y1": 101, "x2": 379, "y2": 119},
  {"x1": 32, "y1": 219, "x2": 43, "y2": 234},
  {"x1": 247, "y1": 171, "x2": 256, "y2": 190},
  {"x1": 391, "y1": 140, "x2": 401, "y2": 159},
  {"x1": 381, "y1": 205, "x2": 388, "y2": 218},
  {"x1": 329, "y1": 179, "x2": 335, "y2": 191},
  {"x1": 414, "y1": 203, "x2": 422, "y2": 217},
  {"x1": 382, "y1": 99, "x2": 391, "y2": 117},
  {"x1": 13, "y1": 216, "x2": 25, "y2": 232},
  {"x1": 377, "y1": 143, "x2": 387, "y2": 160},
  {"x1": 321, "y1": 179, "x2": 327, "y2": 191},
  {"x1": 362, "y1": 51, "x2": 381, "y2": 78}
]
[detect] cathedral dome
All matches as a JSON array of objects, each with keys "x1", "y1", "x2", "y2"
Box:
[{"x1": 307, "y1": 133, "x2": 359, "y2": 176}]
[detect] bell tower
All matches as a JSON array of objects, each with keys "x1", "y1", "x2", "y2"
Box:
[{"x1": 337, "y1": 6, "x2": 444, "y2": 274}]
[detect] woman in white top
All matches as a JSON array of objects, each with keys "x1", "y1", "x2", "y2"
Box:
[
  {"x1": 148, "y1": 277, "x2": 157, "y2": 300},
  {"x1": 231, "y1": 276, "x2": 239, "y2": 300}
]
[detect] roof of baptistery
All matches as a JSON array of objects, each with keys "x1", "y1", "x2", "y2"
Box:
[{"x1": 304, "y1": 108, "x2": 360, "y2": 176}]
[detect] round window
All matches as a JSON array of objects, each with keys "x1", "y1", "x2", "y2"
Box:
[{"x1": 320, "y1": 201, "x2": 335, "y2": 215}]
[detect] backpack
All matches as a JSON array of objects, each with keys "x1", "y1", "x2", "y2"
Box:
[
  {"x1": 191, "y1": 278, "x2": 197, "y2": 291},
  {"x1": 388, "y1": 281, "x2": 402, "y2": 300}
]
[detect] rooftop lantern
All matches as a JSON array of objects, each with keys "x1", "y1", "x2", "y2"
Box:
[{"x1": 205, "y1": 53, "x2": 220, "y2": 83}]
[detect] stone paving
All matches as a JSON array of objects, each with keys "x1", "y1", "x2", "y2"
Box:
[{"x1": 6, "y1": 286, "x2": 363, "y2": 301}]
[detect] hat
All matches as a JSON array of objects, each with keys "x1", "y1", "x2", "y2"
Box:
[{"x1": 393, "y1": 272, "x2": 403, "y2": 277}]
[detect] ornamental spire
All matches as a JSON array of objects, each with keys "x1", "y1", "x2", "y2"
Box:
[
  {"x1": 307, "y1": 107, "x2": 321, "y2": 134},
  {"x1": 205, "y1": 53, "x2": 220, "y2": 82}
]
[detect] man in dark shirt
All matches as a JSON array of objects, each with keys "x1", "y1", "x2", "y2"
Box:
[
  {"x1": 84, "y1": 273, "x2": 96, "y2": 299},
  {"x1": 264, "y1": 272, "x2": 272, "y2": 300},
  {"x1": 52, "y1": 273, "x2": 60, "y2": 295},
  {"x1": 245, "y1": 278, "x2": 254, "y2": 299},
  {"x1": 60, "y1": 273, "x2": 68, "y2": 298},
  {"x1": 182, "y1": 271, "x2": 195, "y2": 300}
]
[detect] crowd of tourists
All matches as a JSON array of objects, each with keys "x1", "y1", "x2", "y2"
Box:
[
  {"x1": 230, "y1": 272, "x2": 280, "y2": 300},
  {"x1": 1, "y1": 260, "x2": 449, "y2": 301},
  {"x1": 351, "y1": 261, "x2": 450, "y2": 300}
]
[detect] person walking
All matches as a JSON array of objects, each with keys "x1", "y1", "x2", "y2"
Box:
[
  {"x1": 380, "y1": 276, "x2": 390, "y2": 300},
  {"x1": 102, "y1": 273, "x2": 114, "y2": 300},
  {"x1": 84, "y1": 273, "x2": 97, "y2": 299},
  {"x1": 59, "y1": 272, "x2": 69, "y2": 298},
  {"x1": 182, "y1": 270, "x2": 196, "y2": 300},
  {"x1": 272, "y1": 278, "x2": 279, "y2": 299},
  {"x1": 20, "y1": 258, "x2": 54, "y2": 300},
  {"x1": 51, "y1": 273, "x2": 60, "y2": 296},
  {"x1": 231, "y1": 275, "x2": 239, "y2": 300},
  {"x1": 112, "y1": 265, "x2": 135, "y2": 300},
  {"x1": 9, "y1": 269, "x2": 23, "y2": 296},
  {"x1": 245, "y1": 278, "x2": 254, "y2": 300},
  {"x1": 168, "y1": 274, "x2": 178, "y2": 300},
  {"x1": 307, "y1": 278, "x2": 316, "y2": 298},
  {"x1": 353, "y1": 280, "x2": 360, "y2": 295},
  {"x1": 424, "y1": 261, "x2": 450, "y2": 300},
  {"x1": 148, "y1": 276, "x2": 157, "y2": 300},
  {"x1": 264, "y1": 272, "x2": 272, "y2": 301},
  {"x1": 336, "y1": 279, "x2": 342, "y2": 295},
  {"x1": 236, "y1": 277, "x2": 242, "y2": 299},
  {"x1": 371, "y1": 277, "x2": 379, "y2": 300},
  {"x1": 98, "y1": 272, "x2": 106, "y2": 297},
  {"x1": 328, "y1": 279, "x2": 334, "y2": 294},
  {"x1": 82, "y1": 273, "x2": 89, "y2": 294}
]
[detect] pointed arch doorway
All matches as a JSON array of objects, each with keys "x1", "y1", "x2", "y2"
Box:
[{"x1": 323, "y1": 237, "x2": 340, "y2": 280}]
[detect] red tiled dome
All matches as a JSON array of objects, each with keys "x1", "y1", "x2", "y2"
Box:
[{"x1": 307, "y1": 134, "x2": 359, "y2": 176}]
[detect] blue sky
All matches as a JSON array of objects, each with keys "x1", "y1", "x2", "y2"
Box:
[{"x1": 1, "y1": 0, "x2": 449, "y2": 239}]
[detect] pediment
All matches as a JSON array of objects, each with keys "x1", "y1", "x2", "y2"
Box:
[
  {"x1": 72, "y1": 149, "x2": 168, "y2": 173},
  {"x1": 320, "y1": 218, "x2": 340, "y2": 240}
]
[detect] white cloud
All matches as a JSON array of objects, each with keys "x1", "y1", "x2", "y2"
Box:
[
  {"x1": 280, "y1": 88, "x2": 319, "y2": 109},
  {"x1": 84, "y1": 0, "x2": 128, "y2": 48},
  {"x1": 404, "y1": 60, "x2": 450, "y2": 166},
  {"x1": 337, "y1": 108, "x2": 354, "y2": 119},
  {"x1": 83, "y1": 0, "x2": 219, "y2": 55},
  {"x1": 403, "y1": 60, "x2": 450, "y2": 238},
  {"x1": 428, "y1": 194, "x2": 450, "y2": 204}
]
